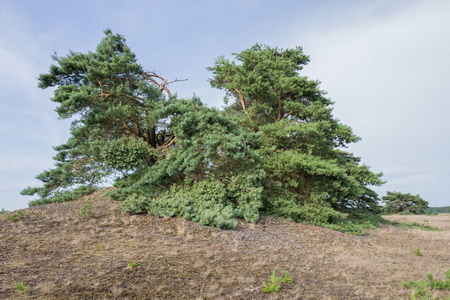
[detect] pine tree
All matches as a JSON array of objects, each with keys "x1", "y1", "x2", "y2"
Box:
[
  {"x1": 208, "y1": 45, "x2": 384, "y2": 224},
  {"x1": 23, "y1": 32, "x2": 385, "y2": 234},
  {"x1": 21, "y1": 30, "x2": 179, "y2": 205},
  {"x1": 382, "y1": 191, "x2": 429, "y2": 214}
]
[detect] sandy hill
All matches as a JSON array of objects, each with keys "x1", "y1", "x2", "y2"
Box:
[{"x1": 1, "y1": 189, "x2": 449, "y2": 299}]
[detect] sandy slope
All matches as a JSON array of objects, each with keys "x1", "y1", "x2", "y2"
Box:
[{"x1": 1, "y1": 190, "x2": 449, "y2": 299}]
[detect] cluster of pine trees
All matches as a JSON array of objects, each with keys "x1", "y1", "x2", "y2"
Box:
[{"x1": 22, "y1": 30, "x2": 386, "y2": 234}]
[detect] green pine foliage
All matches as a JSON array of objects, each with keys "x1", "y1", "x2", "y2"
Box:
[
  {"x1": 382, "y1": 191, "x2": 430, "y2": 215},
  {"x1": 208, "y1": 44, "x2": 384, "y2": 233},
  {"x1": 22, "y1": 31, "x2": 386, "y2": 234},
  {"x1": 22, "y1": 29, "x2": 165, "y2": 205}
]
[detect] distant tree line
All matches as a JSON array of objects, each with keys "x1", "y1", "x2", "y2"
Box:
[{"x1": 429, "y1": 206, "x2": 450, "y2": 214}]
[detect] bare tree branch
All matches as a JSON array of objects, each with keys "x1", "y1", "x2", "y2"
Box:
[{"x1": 143, "y1": 72, "x2": 187, "y2": 97}]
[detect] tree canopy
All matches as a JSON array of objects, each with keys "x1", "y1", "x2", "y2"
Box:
[
  {"x1": 382, "y1": 191, "x2": 430, "y2": 215},
  {"x1": 22, "y1": 30, "x2": 384, "y2": 234}
]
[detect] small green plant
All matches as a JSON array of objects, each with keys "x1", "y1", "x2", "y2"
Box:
[
  {"x1": 400, "y1": 269, "x2": 450, "y2": 300},
  {"x1": 6, "y1": 210, "x2": 25, "y2": 221},
  {"x1": 14, "y1": 282, "x2": 30, "y2": 294},
  {"x1": 78, "y1": 201, "x2": 95, "y2": 218},
  {"x1": 282, "y1": 271, "x2": 293, "y2": 283},
  {"x1": 262, "y1": 271, "x2": 281, "y2": 293},
  {"x1": 414, "y1": 248, "x2": 422, "y2": 256},
  {"x1": 128, "y1": 262, "x2": 137, "y2": 269},
  {"x1": 262, "y1": 271, "x2": 293, "y2": 293},
  {"x1": 0, "y1": 208, "x2": 8, "y2": 214}
]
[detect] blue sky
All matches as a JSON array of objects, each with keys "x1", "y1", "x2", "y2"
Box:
[{"x1": 1, "y1": 0, "x2": 449, "y2": 210}]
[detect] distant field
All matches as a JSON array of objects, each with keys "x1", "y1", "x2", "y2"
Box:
[
  {"x1": 384, "y1": 213, "x2": 450, "y2": 230},
  {"x1": 1, "y1": 190, "x2": 449, "y2": 299}
]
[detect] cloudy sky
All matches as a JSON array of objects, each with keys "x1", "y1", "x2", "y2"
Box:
[{"x1": 1, "y1": 0, "x2": 449, "y2": 210}]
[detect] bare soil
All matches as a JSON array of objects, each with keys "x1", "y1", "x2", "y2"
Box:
[{"x1": 1, "y1": 190, "x2": 449, "y2": 299}]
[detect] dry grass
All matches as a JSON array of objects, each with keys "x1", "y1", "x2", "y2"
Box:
[{"x1": 0, "y1": 190, "x2": 449, "y2": 299}]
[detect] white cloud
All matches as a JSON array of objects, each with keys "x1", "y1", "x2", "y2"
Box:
[{"x1": 300, "y1": 1, "x2": 450, "y2": 128}]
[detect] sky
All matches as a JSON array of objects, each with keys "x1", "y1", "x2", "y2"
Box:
[{"x1": 1, "y1": 0, "x2": 449, "y2": 210}]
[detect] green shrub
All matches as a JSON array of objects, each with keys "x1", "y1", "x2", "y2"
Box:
[
  {"x1": 282, "y1": 271, "x2": 294, "y2": 283},
  {"x1": 14, "y1": 282, "x2": 30, "y2": 294},
  {"x1": 262, "y1": 271, "x2": 282, "y2": 293},
  {"x1": 401, "y1": 269, "x2": 450, "y2": 299},
  {"x1": 128, "y1": 262, "x2": 137, "y2": 269},
  {"x1": 262, "y1": 271, "x2": 293, "y2": 293},
  {"x1": 121, "y1": 180, "x2": 241, "y2": 229},
  {"x1": 79, "y1": 201, "x2": 95, "y2": 218},
  {"x1": 5, "y1": 210, "x2": 25, "y2": 221}
]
